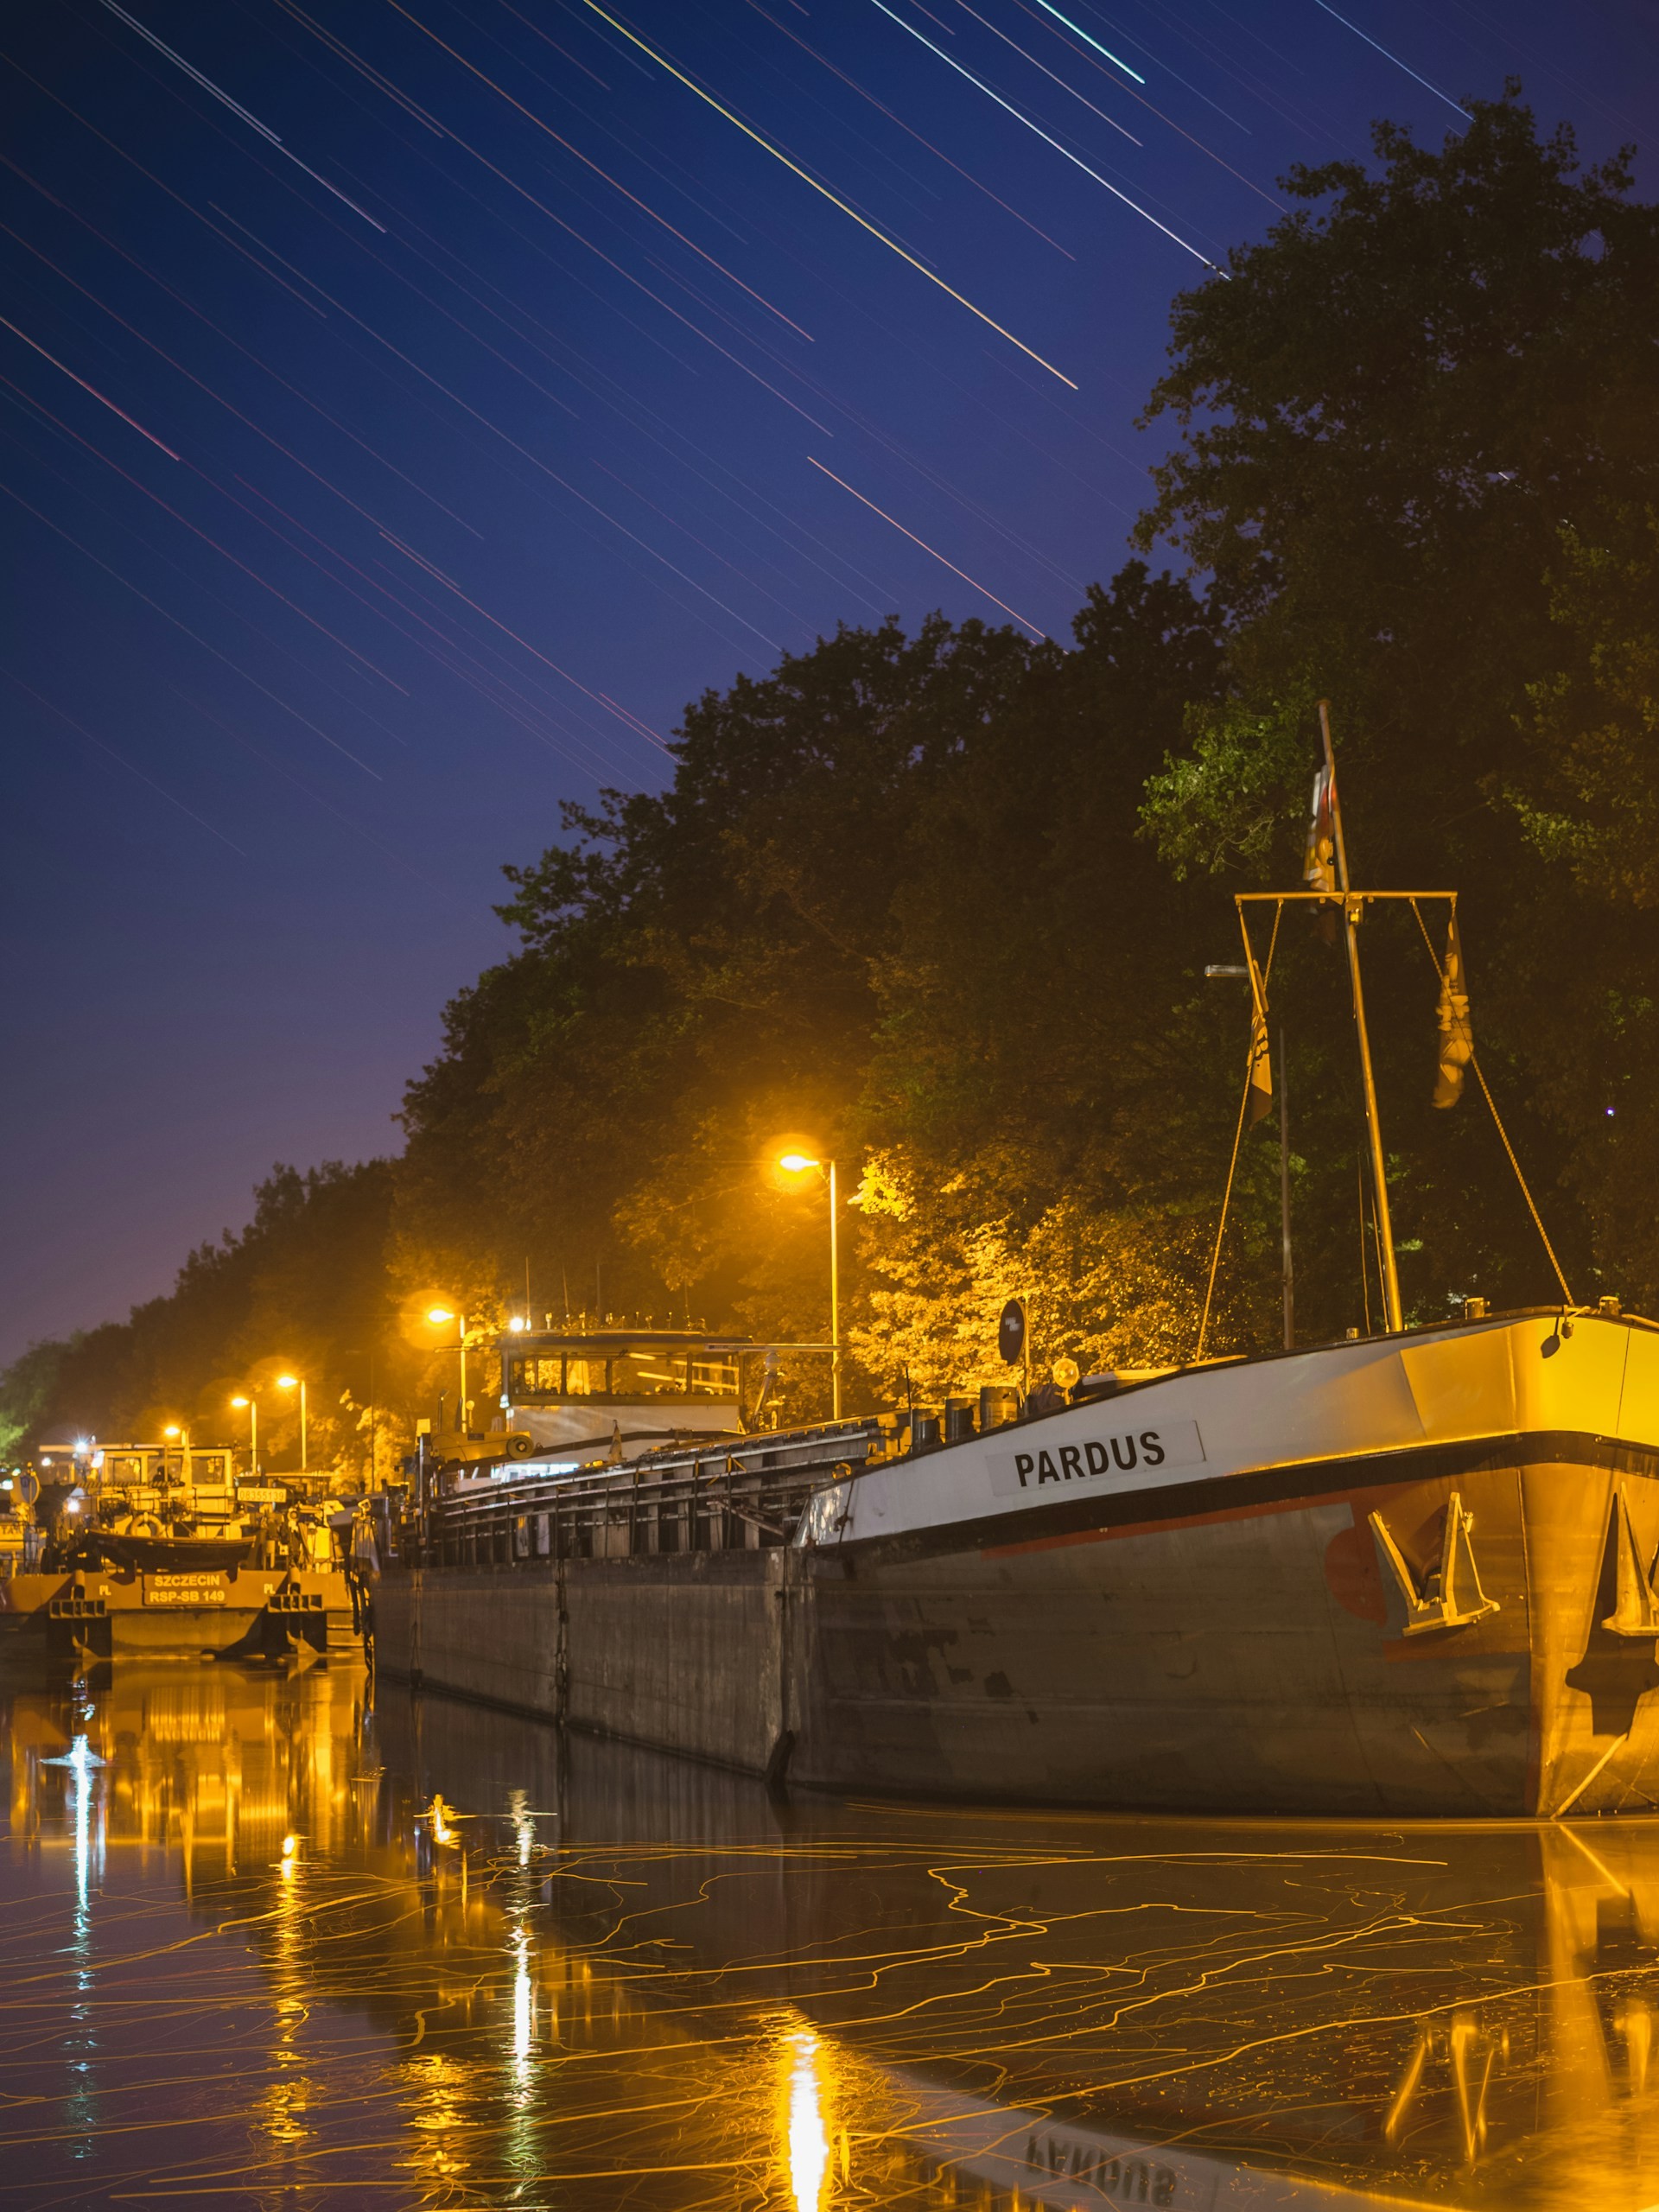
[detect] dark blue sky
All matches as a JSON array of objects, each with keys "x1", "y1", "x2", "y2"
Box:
[{"x1": 3, "y1": 0, "x2": 1654, "y2": 1364}]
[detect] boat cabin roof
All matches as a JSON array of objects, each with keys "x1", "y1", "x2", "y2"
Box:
[{"x1": 493, "y1": 1327, "x2": 753, "y2": 1356}]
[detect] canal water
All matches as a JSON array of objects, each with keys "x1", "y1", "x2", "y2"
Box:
[{"x1": 3, "y1": 1667, "x2": 1659, "y2": 2209}]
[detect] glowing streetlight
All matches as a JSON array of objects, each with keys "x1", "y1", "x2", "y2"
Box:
[
  {"x1": 427, "y1": 1307, "x2": 472, "y2": 1434},
  {"x1": 232, "y1": 1394, "x2": 258, "y2": 1472},
  {"x1": 778, "y1": 1152, "x2": 841, "y2": 1421},
  {"x1": 276, "y1": 1375, "x2": 308, "y2": 1471}
]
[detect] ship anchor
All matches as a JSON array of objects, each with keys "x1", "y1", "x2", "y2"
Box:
[
  {"x1": 1369, "y1": 1491, "x2": 1500, "y2": 1634},
  {"x1": 1600, "y1": 1481, "x2": 1659, "y2": 1637}
]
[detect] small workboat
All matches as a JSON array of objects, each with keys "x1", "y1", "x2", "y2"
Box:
[{"x1": 0, "y1": 1442, "x2": 366, "y2": 1673}]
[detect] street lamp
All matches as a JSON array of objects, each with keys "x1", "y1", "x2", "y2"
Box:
[
  {"x1": 427, "y1": 1307, "x2": 471, "y2": 1433},
  {"x1": 231, "y1": 1394, "x2": 257, "y2": 1473},
  {"x1": 276, "y1": 1375, "x2": 308, "y2": 1471},
  {"x1": 778, "y1": 1153, "x2": 840, "y2": 1421}
]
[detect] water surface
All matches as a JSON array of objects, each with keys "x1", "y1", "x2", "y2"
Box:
[{"x1": 3, "y1": 1663, "x2": 1658, "y2": 2208}]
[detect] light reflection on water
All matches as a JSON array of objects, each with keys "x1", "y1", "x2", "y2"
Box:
[
  {"x1": 5, "y1": 1669, "x2": 1659, "y2": 2205},
  {"x1": 788, "y1": 2030, "x2": 830, "y2": 2212}
]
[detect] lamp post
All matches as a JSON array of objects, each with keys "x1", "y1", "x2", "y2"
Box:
[
  {"x1": 426, "y1": 1308, "x2": 470, "y2": 1433},
  {"x1": 161, "y1": 1422, "x2": 189, "y2": 1503},
  {"x1": 779, "y1": 1153, "x2": 840, "y2": 1421},
  {"x1": 232, "y1": 1395, "x2": 257, "y2": 1474},
  {"x1": 276, "y1": 1375, "x2": 308, "y2": 1471}
]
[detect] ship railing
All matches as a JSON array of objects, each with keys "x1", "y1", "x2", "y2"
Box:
[{"x1": 408, "y1": 1417, "x2": 887, "y2": 1568}]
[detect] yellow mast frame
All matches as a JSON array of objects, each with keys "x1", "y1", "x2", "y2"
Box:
[{"x1": 1234, "y1": 703, "x2": 1458, "y2": 1338}]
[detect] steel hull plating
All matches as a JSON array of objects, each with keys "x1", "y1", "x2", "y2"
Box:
[
  {"x1": 385, "y1": 1314, "x2": 1659, "y2": 1815},
  {"x1": 791, "y1": 1449, "x2": 1659, "y2": 1815}
]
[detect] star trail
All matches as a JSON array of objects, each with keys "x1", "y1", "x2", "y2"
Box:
[{"x1": 3, "y1": 0, "x2": 1655, "y2": 1356}]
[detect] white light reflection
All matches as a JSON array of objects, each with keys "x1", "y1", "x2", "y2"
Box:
[
  {"x1": 54, "y1": 1723, "x2": 105, "y2": 2159},
  {"x1": 40, "y1": 1736, "x2": 106, "y2": 1913},
  {"x1": 509, "y1": 1785, "x2": 534, "y2": 1867},
  {"x1": 511, "y1": 1925, "x2": 533, "y2": 2070},
  {"x1": 501, "y1": 1787, "x2": 542, "y2": 2177},
  {"x1": 788, "y1": 2031, "x2": 830, "y2": 2212},
  {"x1": 501, "y1": 1912, "x2": 538, "y2": 2182}
]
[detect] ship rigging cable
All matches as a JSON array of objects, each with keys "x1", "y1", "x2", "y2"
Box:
[
  {"x1": 1408, "y1": 896, "x2": 1574, "y2": 1307},
  {"x1": 1197, "y1": 901, "x2": 1281, "y2": 1360}
]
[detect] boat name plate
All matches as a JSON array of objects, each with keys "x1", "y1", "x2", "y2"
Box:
[
  {"x1": 988, "y1": 1420, "x2": 1205, "y2": 1497},
  {"x1": 142, "y1": 1573, "x2": 229, "y2": 1606}
]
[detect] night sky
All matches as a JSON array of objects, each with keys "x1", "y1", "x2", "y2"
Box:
[{"x1": 3, "y1": 0, "x2": 1655, "y2": 1366}]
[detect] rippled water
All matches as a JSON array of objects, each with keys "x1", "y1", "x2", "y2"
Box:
[{"x1": 5, "y1": 1663, "x2": 1659, "y2": 2208}]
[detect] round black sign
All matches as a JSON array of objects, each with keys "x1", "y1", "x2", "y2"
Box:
[{"x1": 997, "y1": 1298, "x2": 1027, "y2": 1367}]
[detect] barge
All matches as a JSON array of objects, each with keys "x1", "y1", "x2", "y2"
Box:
[
  {"x1": 378, "y1": 720, "x2": 1659, "y2": 1816},
  {"x1": 377, "y1": 1301, "x2": 1659, "y2": 1817}
]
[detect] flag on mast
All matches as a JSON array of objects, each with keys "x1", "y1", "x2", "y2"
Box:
[
  {"x1": 1433, "y1": 908, "x2": 1473, "y2": 1109},
  {"x1": 1247, "y1": 947, "x2": 1273, "y2": 1125},
  {"x1": 1304, "y1": 760, "x2": 1338, "y2": 943},
  {"x1": 1304, "y1": 763, "x2": 1337, "y2": 896}
]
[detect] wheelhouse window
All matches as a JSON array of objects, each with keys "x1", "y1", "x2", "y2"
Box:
[{"x1": 505, "y1": 1340, "x2": 741, "y2": 1402}]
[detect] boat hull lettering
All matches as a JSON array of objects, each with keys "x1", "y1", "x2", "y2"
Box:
[{"x1": 988, "y1": 1419, "x2": 1203, "y2": 1497}]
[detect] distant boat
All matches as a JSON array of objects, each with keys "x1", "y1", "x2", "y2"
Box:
[{"x1": 0, "y1": 1440, "x2": 366, "y2": 1672}]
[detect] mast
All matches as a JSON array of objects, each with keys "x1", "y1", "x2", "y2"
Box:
[
  {"x1": 1319, "y1": 701, "x2": 1402, "y2": 1333},
  {"x1": 1278, "y1": 1028, "x2": 1294, "y2": 1350}
]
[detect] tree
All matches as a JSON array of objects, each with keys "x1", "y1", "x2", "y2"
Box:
[
  {"x1": 1, "y1": 1161, "x2": 413, "y2": 1474},
  {"x1": 1133, "y1": 88, "x2": 1659, "y2": 1320}
]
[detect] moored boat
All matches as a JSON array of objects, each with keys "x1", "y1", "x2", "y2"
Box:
[
  {"x1": 378, "y1": 709, "x2": 1658, "y2": 1815},
  {"x1": 0, "y1": 1436, "x2": 368, "y2": 1672}
]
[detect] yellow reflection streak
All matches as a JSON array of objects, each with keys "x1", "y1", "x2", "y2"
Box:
[{"x1": 786, "y1": 2030, "x2": 830, "y2": 2212}]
